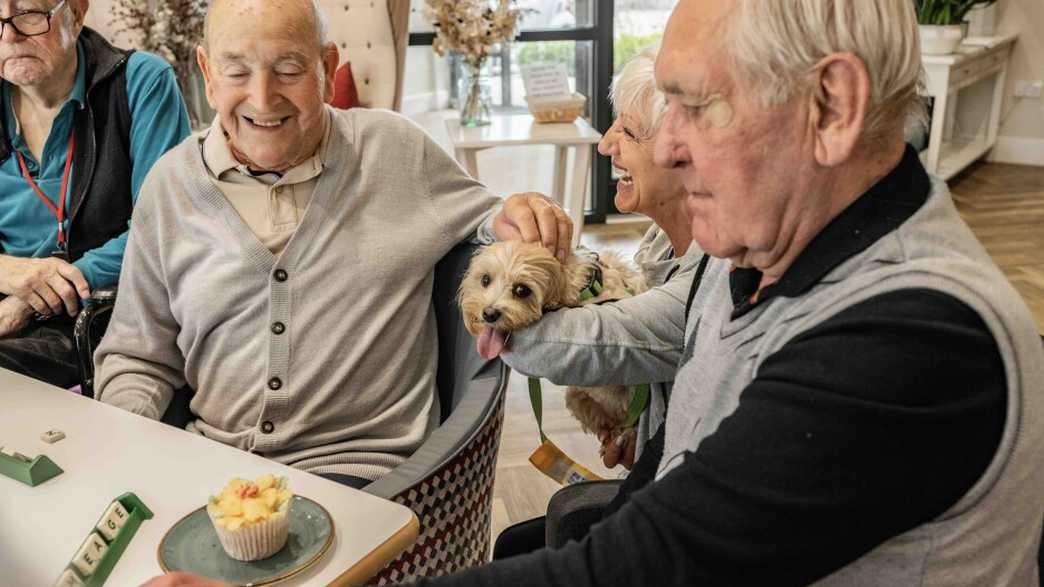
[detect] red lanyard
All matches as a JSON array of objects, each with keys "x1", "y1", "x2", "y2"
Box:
[{"x1": 15, "y1": 130, "x2": 76, "y2": 250}]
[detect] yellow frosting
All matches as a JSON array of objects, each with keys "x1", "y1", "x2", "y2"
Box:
[{"x1": 207, "y1": 474, "x2": 292, "y2": 531}]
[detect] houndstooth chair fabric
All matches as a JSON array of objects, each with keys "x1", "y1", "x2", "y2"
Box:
[{"x1": 368, "y1": 391, "x2": 506, "y2": 584}]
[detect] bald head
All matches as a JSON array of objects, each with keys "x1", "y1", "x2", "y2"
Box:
[
  {"x1": 195, "y1": 0, "x2": 339, "y2": 173},
  {"x1": 203, "y1": 0, "x2": 328, "y2": 54}
]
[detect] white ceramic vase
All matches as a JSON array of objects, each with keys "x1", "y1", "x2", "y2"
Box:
[{"x1": 919, "y1": 24, "x2": 965, "y2": 55}]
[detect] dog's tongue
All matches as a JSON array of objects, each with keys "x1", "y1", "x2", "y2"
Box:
[{"x1": 477, "y1": 326, "x2": 507, "y2": 359}]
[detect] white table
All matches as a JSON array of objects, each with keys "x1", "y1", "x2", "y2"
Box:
[
  {"x1": 445, "y1": 114, "x2": 603, "y2": 248},
  {"x1": 0, "y1": 368, "x2": 418, "y2": 586},
  {"x1": 921, "y1": 34, "x2": 1017, "y2": 180}
]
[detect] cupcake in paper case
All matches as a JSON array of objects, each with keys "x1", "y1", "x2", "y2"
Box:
[{"x1": 206, "y1": 474, "x2": 294, "y2": 561}]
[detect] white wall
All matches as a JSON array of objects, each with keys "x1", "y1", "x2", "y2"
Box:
[
  {"x1": 84, "y1": 2, "x2": 133, "y2": 48},
  {"x1": 401, "y1": 0, "x2": 451, "y2": 115},
  {"x1": 990, "y1": 0, "x2": 1044, "y2": 166},
  {"x1": 401, "y1": 46, "x2": 452, "y2": 116}
]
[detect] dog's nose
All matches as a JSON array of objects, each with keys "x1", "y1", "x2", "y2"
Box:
[{"x1": 482, "y1": 307, "x2": 502, "y2": 323}]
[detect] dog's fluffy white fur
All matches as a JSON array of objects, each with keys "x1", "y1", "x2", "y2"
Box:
[{"x1": 460, "y1": 240, "x2": 648, "y2": 437}]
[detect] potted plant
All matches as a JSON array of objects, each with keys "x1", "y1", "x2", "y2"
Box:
[{"x1": 915, "y1": 0, "x2": 997, "y2": 55}]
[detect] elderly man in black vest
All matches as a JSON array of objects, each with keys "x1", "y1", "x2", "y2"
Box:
[{"x1": 0, "y1": 0, "x2": 190, "y2": 388}]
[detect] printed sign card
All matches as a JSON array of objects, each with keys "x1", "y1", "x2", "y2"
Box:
[{"x1": 522, "y1": 64, "x2": 572, "y2": 100}]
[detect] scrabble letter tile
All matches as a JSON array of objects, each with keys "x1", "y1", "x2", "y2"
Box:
[
  {"x1": 41, "y1": 430, "x2": 66, "y2": 444},
  {"x1": 71, "y1": 532, "x2": 108, "y2": 577},
  {"x1": 95, "y1": 501, "x2": 129, "y2": 541},
  {"x1": 54, "y1": 568, "x2": 84, "y2": 587}
]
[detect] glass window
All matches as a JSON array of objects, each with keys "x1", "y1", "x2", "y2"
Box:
[
  {"x1": 516, "y1": 0, "x2": 594, "y2": 31},
  {"x1": 408, "y1": 0, "x2": 615, "y2": 221},
  {"x1": 489, "y1": 41, "x2": 593, "y2": 112},
  {"x1": 613, "y1": 0, "x2": 673, "y2": 74}
]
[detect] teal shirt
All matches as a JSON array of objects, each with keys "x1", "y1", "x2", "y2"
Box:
[{"x1": 0, "y1": 42, "x2": 190, "y2": 290}]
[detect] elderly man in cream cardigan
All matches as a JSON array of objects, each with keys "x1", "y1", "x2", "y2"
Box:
[{"x1": 96, "y1": 0, "x2": 571, "y2": 490}]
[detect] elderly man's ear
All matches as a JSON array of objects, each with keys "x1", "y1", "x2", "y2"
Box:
[
  {"x1": 322, "y1": 42, "x2": 339, "y2": 104},
  {"x1": 72, "y1": 0, "x2": 89, "y2": 29},
  {"x1": 808, "y1": 52, "x2": 871, "y2": 168}
]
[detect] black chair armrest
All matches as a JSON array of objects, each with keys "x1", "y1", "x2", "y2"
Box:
[
  {"x1": 74, "y1": 286, "x2": 118, "y2": 398},
  {"x1": 89, "y1": 286, "x2": 118, "y2": 304},
  {"x1": 545, "y1": 479, "x2": 623, "y2": 548}
]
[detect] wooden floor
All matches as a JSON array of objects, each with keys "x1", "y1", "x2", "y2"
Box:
[
  {"x1": 950, "y1": 162, "x2": 1044, "y2": 331},
  {"x1": 488, "y1": 161, "x2": 1044, "y2": 541}
]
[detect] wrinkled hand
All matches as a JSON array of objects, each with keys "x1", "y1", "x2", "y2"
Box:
[
  {"x1": 599, "y1": 428, "x2": 637, "y2": 470},
  {"x1": 0, "y1": 255, "x2": 90, "y2": 317},
  {"x1": 0, "y1": 296, "x2": 34, "y2": 338},
  {"x1": 139, "y1": 572, "x2": 232, "y2": 587},
  {"x1": 493, "y1": 192, "x2": 573, "y2": 263}
]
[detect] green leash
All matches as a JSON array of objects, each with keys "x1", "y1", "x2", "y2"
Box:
[
  {"x1": 528, "y1": 377, "x2": 651, "y2": 444},
  {"x1": 528, "y1": 377, "x2": 548, "y2": 443}
]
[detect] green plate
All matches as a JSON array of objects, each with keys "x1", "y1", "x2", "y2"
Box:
[{"x1": 158, "y1": 496, "x2": 334, "y2": 586}]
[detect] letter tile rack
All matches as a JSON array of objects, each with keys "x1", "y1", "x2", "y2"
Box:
[{"x1": 54, "y1": 492, "x2": 154, "y2": 587}]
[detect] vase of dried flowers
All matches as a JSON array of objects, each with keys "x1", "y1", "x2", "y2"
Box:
[
  {"x1": 458, "y1": 61, "x2": 493, "y2": 127},
  {"x1": 110, "y1": 0, "x2": 211, "y2": 127},
  {"x1": 426, "y1": 0, "x2": 525, "y2": 126}
]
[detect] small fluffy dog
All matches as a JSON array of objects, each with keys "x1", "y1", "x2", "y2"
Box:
[{"x1": 460, "y1": 240, "x2": 648, "y2": 438}]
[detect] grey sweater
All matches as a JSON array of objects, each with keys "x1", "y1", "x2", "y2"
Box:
[
  {"x1": 96, "y1": 107, "x2": 499, "y2": 480},
  {"x1": 628, "y1": 226, "x2": 702, "y2": 459}
]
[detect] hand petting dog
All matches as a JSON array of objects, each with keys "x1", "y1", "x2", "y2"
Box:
[{"x1": 493, "y1": 192, "x2": 573, "y2": 263}]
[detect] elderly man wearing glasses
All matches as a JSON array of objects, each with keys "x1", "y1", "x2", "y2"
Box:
[{"x1": 0, "y1": 0, "x2": 190, "y2": 388}]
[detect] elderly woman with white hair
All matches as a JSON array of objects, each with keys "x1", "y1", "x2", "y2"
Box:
[
  {"x1": 479, "y1": 43, "x2": 712, "y2": 561},
  {"x1": 595, "y1": 43, "x2": 701, "y2": 470},
  {"x1": 471, "y1": 44, "x2": 702, "y2": 475}
]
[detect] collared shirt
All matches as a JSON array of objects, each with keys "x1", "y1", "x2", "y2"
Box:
[
  {"x1": 200, "y1": 114, "x2": 331, "y2": 255},
  {"x1": 727, "y1": 144, "x2": 932, "y2": 317},
  {"x1": 0, "y1": 41, "x2": 190, "y2": 289}
]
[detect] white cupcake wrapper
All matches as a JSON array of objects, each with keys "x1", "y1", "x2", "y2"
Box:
[{"x1": 208, "y1": 503, "x2": 291, "y2": 561}]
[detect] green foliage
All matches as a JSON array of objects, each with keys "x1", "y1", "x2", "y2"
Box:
[
  {"x1": 516, "y1": 41, "x2": 577, "y2": 75},
  {"x1": 614, "y1": 33, "x2": 662, "y2": 74},
  {"x1": 914, "y1": 0, "x2": 995, "y2": 25},
  {"x1": 513, "y1": 33, "x2": 663, "y2": 77}
]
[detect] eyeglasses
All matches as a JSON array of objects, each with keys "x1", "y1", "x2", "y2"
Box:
[{"x1": 0, "y1": 0, "x2": 69, "y2": 38}]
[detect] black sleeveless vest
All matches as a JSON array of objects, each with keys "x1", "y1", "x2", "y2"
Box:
[{"x1": 0, "y1": 27, "x2": 135, "y2": 264}]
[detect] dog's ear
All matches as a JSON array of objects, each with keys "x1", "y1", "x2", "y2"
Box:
[
  {"x1": 541, "y1": 257, "x2": 571, "y2": 309},
  {"x1": 457, "y1": 246, "x2": 485, "y2": 306}
]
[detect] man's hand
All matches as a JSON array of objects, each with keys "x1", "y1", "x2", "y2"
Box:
[
  {"x1": 599, "y1": 428, "x2": 637, "y2": 470},
  {"x1": 493, "y1": 192, "x2": 573, "y2": 263},
  {"x1": 139, "y1": 572, "x2": 232, "y2": 587},
  {"x1": 0, "y1": 296, "x2": 34, "y2": 338},
  {"x1": 0, "y1": 255, "x2": 90, "y2": 317}
]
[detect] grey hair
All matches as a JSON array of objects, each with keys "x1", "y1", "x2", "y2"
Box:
[
  {"x1": 203, "y1": 0, "x2": 330, "y2": 53},
  {"x1": 723, "y1": 0, "x2": 926, "y2": 145},
  {"x1": 609, "y1": 43, "x2": 665, "y2": 141}
]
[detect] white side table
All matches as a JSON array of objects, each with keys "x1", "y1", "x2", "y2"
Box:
[
  {"x1": 445, "y1": 114, "x2": 603, "y2": 248},
  {"x1": 921, "y1": 34, "x2": 1017, "y2": 180}
]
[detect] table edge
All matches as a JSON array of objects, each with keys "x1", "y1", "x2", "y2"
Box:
[{"x1": 327, "y1": 513, "x2": 420, "y2": 586}]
